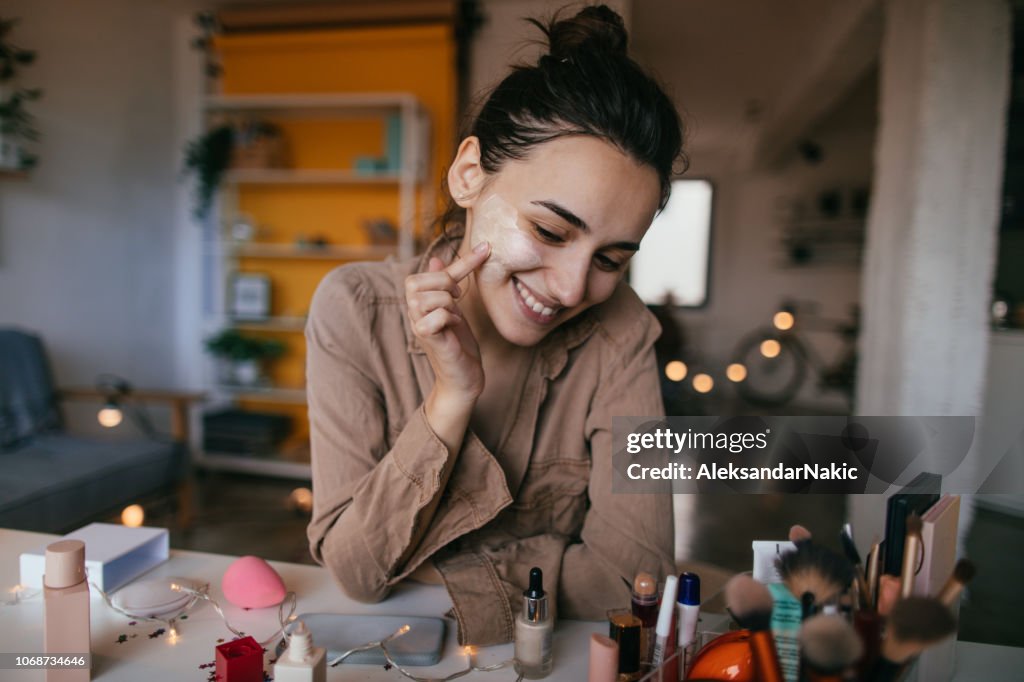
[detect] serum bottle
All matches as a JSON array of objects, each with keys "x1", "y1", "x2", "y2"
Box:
[
  {"x1": 514, "y1": 567, "x2": 553, "y2": 679},
  {"x1": 273, "y1": 621, "x2": 326, "y2": 682},
  {"x1": 43, "y1": 539, "x2": 90, "y2": 682}
]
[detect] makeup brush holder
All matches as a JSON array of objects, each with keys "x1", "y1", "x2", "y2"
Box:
[
  {"x1": 637, "y1": 647, "x2": 685, "y2": 681},
  {"x1": 623, "y1": 625, "x2": 748, "y2": 682},
  {"x1": 853, "y1": 610, "x2": 883, "y2": 678},
  {"x1": 682, "y1": 629, "x2": 754, "y2": 681}
]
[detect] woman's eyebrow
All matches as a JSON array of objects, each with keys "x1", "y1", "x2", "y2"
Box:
[
  {"x1": 531, "y1": 199, "x2": 589, "y2": 232},
  {"x1": 530, "y1": 199, "x2": 640, "y2": 251}
]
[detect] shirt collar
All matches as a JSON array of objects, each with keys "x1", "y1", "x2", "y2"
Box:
[{"x1": 398, "y1": 226, "x2": 599, "y2": 380}]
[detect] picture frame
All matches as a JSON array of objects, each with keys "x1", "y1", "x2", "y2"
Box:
[{"x1": 229, "y1": 272, "x2": 271, "y2": 321}]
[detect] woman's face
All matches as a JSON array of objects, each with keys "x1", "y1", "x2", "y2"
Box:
[{"x1": 458, "y1": 135, "x2": 662, "y2": 348}]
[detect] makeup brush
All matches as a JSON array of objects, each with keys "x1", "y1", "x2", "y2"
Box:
[
  {"x1": 776, "y1": 539, "x2": 855, "y2": 609},
  {"x1": 876, "y1": 574, "x2": 901, "y2": 616},
  {"x1": 724, "y1": 574, "x2": 784, "y2": 682},
  {"x1": 868, "y1": 596, "x2": 957, "y2": 682},
  {"x1": 936, "y1": 558, "x2": 976, "y2": 607},
  {"x1": 798, "y1": 614, "x2": 863, "y2": 682},
  {"x1": 838, "y1": 527, "x2": 870, "y2": 609},
  {"x1": 899, "y1": 515, "x2": 923, "y2": 598},
  {"x1": 865, "y1": 540, "x2": 881, "y2": 609},
  {"x1": 790, "y1": 524, "x2": 813, "y2": 544},
  {"x1": 801, "y1": 591, "x2": 816, "y2": 620}
]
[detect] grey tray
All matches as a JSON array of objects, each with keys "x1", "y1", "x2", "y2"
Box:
[{"x1": 282, "y1": 613, "x2": 446, "y2": 667}]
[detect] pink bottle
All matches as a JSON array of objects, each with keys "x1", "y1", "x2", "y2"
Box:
[{"x1": 44, "y1": 539, "x2": 91, "y2": 681}]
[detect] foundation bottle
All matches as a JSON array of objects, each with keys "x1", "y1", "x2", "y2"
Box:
[
  {"x1": 514, "y1": 567, "x2": 553, "y2": 678},
  {"x1": 44, "y1": 539, "x2": 91, "y2": 681}
]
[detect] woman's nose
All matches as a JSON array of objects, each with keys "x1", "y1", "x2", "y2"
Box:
[{"x1": 547, "y1": 252, "x2": 589, "y2": 308}]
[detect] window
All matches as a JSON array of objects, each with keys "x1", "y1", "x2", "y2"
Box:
[{"x1": 630, "y1": 179, "x2": 713, "y2": 307}]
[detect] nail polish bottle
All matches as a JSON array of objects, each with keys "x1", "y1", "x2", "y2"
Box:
[
  {"x1": 273, "y1": 621, "x2": 326, "y2": 682},
  {"x1": 43, "y1": 539, "x2": 90, "y2": 682},
  {"x1": 514, "y1": 567, "x2": 553, "y2": 679}
]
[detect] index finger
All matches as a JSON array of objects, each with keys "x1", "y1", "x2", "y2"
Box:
[{"x1": 446, "y1": 241, "x2": 491, "y2": 282}]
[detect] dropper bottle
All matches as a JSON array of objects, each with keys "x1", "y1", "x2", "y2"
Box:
[{"x1": 514, "y1": 567, "x2": 554, "y2": 678}]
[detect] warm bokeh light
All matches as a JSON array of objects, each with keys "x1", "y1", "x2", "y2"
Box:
[
  {"x1": 121, "y1": 504, "x2": 145, "y2": 527},
  {"x1": 726, "y1": 363, "x2": 748, "y2": 382},
  {"x1": 760, "y1": 339, "x2": 782, "y2": 358},
  {"x1": 665, "y1": 360, "x2": 688, "y2": 382},
  {"x1": 289, "y1": 487, "x2": 313, "y2": 514},
  {"x1": 773, "y1": 311, "x2": 795, "y2": 331},
  {"x1": 98, "y1": 406, "x2": 123, "y2": 428},
  {"x1": 692, "y1": 373, "x2": 714, "y2": 393}
]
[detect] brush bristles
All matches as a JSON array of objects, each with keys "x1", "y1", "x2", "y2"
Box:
[
  {"x1": 799, "y1": 614, "x2": 864, "y2": 673},
  {"x1": 888, "y1": 597, "x2": 957, "y2": 643},
  {"x1": 776, "y1": 542, "x2": 854, "y2": 605},
  {"x1": 906, "y1": 513, "x2": 923, "y2": 536},
  {"x1": 725, "y1": 575, "x2": 774, "y2": 632},
  {"x1": 953, "y1": 559, "x2": 976, "y2": 584}
]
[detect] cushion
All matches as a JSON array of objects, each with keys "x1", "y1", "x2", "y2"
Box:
[
  {"x1": 0, "y1": 328, "x2": 62, "y2": 450},
  {"x1": 0, "y1": 433, "x2": 184, "y2": 533}
]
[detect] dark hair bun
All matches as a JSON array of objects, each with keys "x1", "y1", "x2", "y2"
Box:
[{"x1": 536, "y1": 5, "x2": 628, "y2": 61}]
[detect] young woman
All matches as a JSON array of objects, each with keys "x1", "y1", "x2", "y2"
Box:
[{"x1": 305, "y1": 5, "x2": 685, "y2": 646}]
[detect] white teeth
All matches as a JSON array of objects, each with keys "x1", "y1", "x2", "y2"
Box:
[{"x1": 515, "y1": 280, "x2": 556, "y2": 319}]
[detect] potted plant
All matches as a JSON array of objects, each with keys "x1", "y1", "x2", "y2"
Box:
[
  {"x1": 0, "y1": 18, "x2": 41, "y2": 170},
  {"x1": 183, "y1": 120, "x2": 288, "y2": 220},
  {"x1": 204, "y1": 328, "x2": 285, "y2": 386},
  {"x1": 183, "y1": 124, "x2": 234, "y2": 220}
]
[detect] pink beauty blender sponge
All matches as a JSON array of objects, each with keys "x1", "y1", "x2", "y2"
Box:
[{"x1": 222, "y1": 555, "x2": 287, "y2": 609}]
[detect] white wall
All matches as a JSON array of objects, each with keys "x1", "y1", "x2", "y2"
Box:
[
  {"x1": 468, "y1": 0, "x2": 631, "y2": 107},
  {"x1": 0, "y1": 0, "x2": 180, "y2": 386},
  {"x1": 668, "y1": 87, "x2": 876, "y2": 410}
]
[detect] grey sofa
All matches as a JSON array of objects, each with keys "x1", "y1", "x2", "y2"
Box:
[{"x1": 0, "y1": 328, "x2": 198, "y2": 533}]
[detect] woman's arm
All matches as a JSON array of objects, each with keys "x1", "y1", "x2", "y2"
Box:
[
  {"x1": 561, "y1": 331, "x2": 676, "y2": 615},
  {"x1": 305, "y1": 266, "x2": 510, "y2": 602}
]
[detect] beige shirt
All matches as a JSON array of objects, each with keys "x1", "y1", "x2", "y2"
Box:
[{"x1": 305, "y1": 230, "x2": 675, "y2": 646}]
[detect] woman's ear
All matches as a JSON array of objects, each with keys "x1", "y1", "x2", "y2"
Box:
[{"x1": 448, "y1": 136, "x2": 486, "y2": 207}]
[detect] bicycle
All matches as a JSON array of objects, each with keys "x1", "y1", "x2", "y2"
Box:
[{"x1": 729, "y1": 300, "x2": 859, "y2": 408}]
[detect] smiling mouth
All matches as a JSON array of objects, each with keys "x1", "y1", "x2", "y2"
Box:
[{"x1": 514, "y1": 278, "x2": 559, "y2": 322}]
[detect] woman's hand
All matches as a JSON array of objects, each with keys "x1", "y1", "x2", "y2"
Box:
[{"x1": 405, "y1": 241, "x2": 491, "y2": 409}]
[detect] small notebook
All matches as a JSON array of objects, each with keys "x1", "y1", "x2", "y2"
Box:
[{"x1": 912, "y1": 494, "x2": 961, "y2": 682}]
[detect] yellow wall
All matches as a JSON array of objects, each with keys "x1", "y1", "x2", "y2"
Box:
[{"x1": 216, "y1": 24, "x2": 456, "y2": 451}]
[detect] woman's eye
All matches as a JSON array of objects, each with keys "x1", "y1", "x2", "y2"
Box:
[
  {"x1": 532, "y1": 224, "x2": 565, "y2": 243},
  {"x1": 595, "y1": 254, "x2": 624, "y2": 272}
]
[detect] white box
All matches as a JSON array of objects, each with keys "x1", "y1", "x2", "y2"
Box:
[
  {"x1": 19, "y1": 523, "x2": 169, "y2": 593},
  {"x1": 751, "y1": 540, "x2": 797, "y2": 583}
]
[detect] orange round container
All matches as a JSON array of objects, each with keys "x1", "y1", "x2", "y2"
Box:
[{"x1": 685, "y1": 630, "x2": 754, "y2": 681}]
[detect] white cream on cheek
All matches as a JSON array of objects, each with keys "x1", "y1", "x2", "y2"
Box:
[{"x1": 470, "y1": 194, "x2": 544, "y2": 284}]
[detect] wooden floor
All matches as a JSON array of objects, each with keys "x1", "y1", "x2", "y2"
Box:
[{"x1": 134, "y1": 471, "x2": 1022, "y2": 647}]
